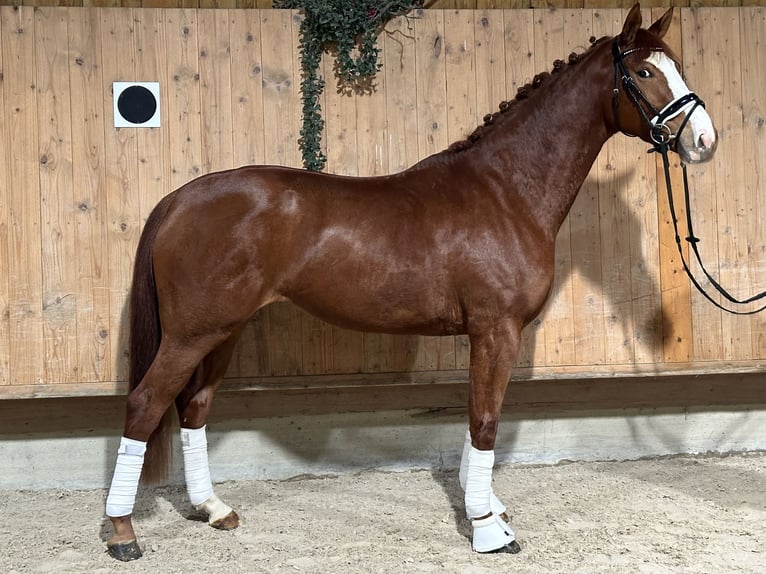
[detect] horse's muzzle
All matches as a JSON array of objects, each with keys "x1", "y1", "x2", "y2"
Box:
[{"x1": 677, "y1": 126, "x2": 718, "y2": 164}]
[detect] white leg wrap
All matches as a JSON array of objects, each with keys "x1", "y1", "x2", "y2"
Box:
[
  {"x1": 458, "y1": 430, "x2": 472, "y2": 490},
  {"x1": 181, "y1": 426, "x2": 215, "y2": 506},
  {"x1": 462, "y1": 442, "x2": 516, "y2": 552},
  {"x1": 105, "y1": 437, "x2": 147, "y2": 518},
  {"x1": 181, "y1": 426, "x2": 234, "y2": 524},
  {"x1": 459, "y1": 430, "x2": 507, "y2": 517},
  {"x1": 464, "y1": 446, "x2": 495, "y2": 519}
]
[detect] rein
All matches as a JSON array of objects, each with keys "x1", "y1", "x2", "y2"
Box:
[{"x1": 612, "y1": 41, "x2": 766, "y2": 315}]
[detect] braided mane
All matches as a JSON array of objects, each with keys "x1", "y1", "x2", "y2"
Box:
[{"x1": 447, "y1": 35, "x2": 610, "y2": 153}]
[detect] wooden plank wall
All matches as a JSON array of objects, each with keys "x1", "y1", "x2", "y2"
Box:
[
  {"x1": 0, "y1": 6, "x2": 764, "y2": 399},
  {"x1": 3, "y1": 1, "x2": 766, "y2": 9}
]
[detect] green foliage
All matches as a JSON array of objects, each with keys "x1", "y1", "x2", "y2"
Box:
[{"x1": 274, "y1": 0, "x2": 424, "y2": 171}]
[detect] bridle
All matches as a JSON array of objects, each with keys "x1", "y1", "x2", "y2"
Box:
[
  {"x1": 612, "y1": 40, "x2": 766, "y2": 315},
  {"x1": 611, "y1": 40, "x2": 704, "y2": 149}
]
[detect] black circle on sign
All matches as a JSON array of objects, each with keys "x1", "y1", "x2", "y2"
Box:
[{"x1": 117, "y1": 85, "x2": 157, "y2": 125}]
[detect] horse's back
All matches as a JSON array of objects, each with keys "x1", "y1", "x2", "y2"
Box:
[{"x1": 150, "y1": 162, "x2": 551, "y2": 336}]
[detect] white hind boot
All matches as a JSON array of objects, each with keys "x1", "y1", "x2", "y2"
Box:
[{"x1": 181, "y1": 426, "x2": 237, "y2": 527}]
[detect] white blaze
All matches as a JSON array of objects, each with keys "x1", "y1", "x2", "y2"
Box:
[{"x1": 646, "y1": 51, "x2": 716, "y2": 150}]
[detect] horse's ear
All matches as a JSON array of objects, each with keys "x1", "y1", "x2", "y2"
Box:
[
  {"x1": 648, "y1": 6, "x2": 674, "y2": 39},
  {"x1": 620, "y1": 4, "x2": 642, "y2": 46}
]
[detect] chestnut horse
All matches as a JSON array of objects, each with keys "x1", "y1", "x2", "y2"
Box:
[{"x1": 105, "y1": 5, "x2": 717, "y2": 560}]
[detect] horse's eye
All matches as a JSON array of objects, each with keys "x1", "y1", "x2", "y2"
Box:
[{"x1": 637, "y1": 69, "x2": 652, "y2": 79}]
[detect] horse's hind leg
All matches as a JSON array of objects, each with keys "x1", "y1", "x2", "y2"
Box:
[
  {"x1": 106, "y1": 333, "x2": 229, "y2": 560},
  {"x1": 175, "y1": 327, "x2": 245, "y2": 531}
]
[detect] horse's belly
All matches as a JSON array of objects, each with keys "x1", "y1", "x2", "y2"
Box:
[{"x1": 286, "y1": 287, "x2": 465, "y2": 337}]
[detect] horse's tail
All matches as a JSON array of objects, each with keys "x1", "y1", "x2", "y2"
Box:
[{"x1": 128, "y1": 193, "x2": 175, "y2": 485}]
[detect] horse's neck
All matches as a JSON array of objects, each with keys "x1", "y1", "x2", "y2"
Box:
[{"x1": 461, "y1": 54, "x2": 615, "y2": 238}]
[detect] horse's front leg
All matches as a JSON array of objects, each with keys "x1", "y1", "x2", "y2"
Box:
[{"x1": 461, "y1": 323, "x2": 522, "y2": 554}]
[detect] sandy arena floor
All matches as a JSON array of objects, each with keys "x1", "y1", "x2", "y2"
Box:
[{"x1": 1, "y1": 452, "x2": 764, "y2": 573}]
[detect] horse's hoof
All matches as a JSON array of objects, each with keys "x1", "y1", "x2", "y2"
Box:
[
  {"x1": 211, "y1": 510, "x2": 240, "y2": 531},
  {"x1": 484, "y1": 539, "x2": 522, "y2": 554},
  {"x1": 107, "y1": 540, "x2": 143, "y2": 561}
]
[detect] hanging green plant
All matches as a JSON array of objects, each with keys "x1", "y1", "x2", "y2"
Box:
[{"x1": 274, "y1": 0, "x2": 425, "y2": 171}]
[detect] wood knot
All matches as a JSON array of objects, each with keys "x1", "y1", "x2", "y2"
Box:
[{"x1": 433, "y1": 36, "x2": 442, "y2": 58}]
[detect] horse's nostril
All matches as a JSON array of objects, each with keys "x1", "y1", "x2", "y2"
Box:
[{"x1": 698, "y1": 130, "x2": 715, "y2": 150}]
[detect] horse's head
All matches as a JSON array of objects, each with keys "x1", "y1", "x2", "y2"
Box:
[{"x1": 612, "y1": 4, "x2": 717, "y2": 164}]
